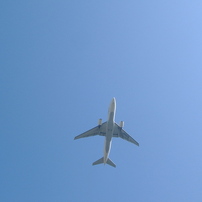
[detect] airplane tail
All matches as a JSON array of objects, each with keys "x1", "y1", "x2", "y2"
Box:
[
  {"x1": 92, "y1": 157, "x2": 116, "y2": 168},
  {"x1": 106, "y1": 158, "x2": 116, "y2": 168}
]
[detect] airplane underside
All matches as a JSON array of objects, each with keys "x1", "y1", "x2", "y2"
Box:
[{"x1": 74, "y1": 98, "x2": 139, "y2": 167}]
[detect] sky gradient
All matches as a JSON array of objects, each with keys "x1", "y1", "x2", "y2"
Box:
[{"x1": 1, "y1": 1, "x2": 202, "y2": 202}]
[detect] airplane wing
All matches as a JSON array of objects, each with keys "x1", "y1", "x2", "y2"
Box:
[
  {"x1": 74, "y1": 122, "x2": 107, "y2": 140},
  {"x1": 113, "y1": 123, "x2": 139, "y2": 146}
]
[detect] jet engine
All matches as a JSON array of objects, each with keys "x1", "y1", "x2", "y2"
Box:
[
  {"x1": 98, "y1": 118, "x2": 102, "y2": 126},
  {"x1": 119, "y1": 121, "x2": 124, "y2": 128}
]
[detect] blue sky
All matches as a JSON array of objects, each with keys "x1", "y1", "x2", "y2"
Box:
[{"x1": 1, "y1": 1, "x2": 202, "y2": 201}]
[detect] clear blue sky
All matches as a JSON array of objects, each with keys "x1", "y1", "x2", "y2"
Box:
[{"x1": 1, "y1": 1, "x2": 202, "y2": 202}]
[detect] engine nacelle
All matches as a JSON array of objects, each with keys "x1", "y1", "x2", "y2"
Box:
[
  {"x1": 98, "y1": 118, "x2": 102, "y2": 126},
  {"x1": 119, "y1": 121, "x2": 124, "y2": 128}
]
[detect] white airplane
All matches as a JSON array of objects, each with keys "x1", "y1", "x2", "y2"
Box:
[{"x1": 74, "y1": 98, "x2": 139, "y2": 167}]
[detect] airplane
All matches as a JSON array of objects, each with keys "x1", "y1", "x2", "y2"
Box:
[{"x1": 74, "y1": 98, "x2": 139, "y2": 167}]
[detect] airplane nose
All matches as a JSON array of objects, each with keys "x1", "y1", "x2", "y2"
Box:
[
  {"x1": 111, "y1": 97, "x2": 116, "y2": 111},
  {"x1": 108, "y1": 98, "x2": 116, "y2": 114}
]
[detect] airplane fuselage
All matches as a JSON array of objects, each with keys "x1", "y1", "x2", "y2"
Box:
[{"x1": 104, "y1": 98, "x2": 116, "y2": 164}]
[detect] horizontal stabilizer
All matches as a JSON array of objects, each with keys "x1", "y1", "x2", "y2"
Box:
[
  {"x1": 106, "y1": 158, "x2": 116, "y2": 168},
  {"x1": 92, "y1": 157, "x2": 104, "y2": 166},
  {"x1": 92, "y1": 157, "x2": 116, "y2": 168}
]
